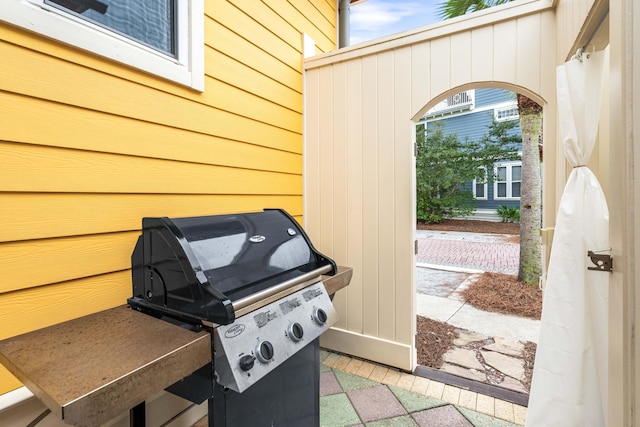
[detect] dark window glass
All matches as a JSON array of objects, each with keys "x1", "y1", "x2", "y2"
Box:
[
  {"x1": 512, "y1": 182, "x2": 521, "y2": 197},
  {"x1": 46, "y1": 0, "x2": 176, "y2": 56},
  {"x1": 497, "y1": 183, "x2": 507, "y2": 197},
  {"x1": 512, "y1": 165, "x2": 522, "y2": 181},
  {"x1": 497, "y1": 166, "x2": 507, "y2": 182}
]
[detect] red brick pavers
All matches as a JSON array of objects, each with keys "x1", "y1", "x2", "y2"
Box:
[{"x1": 416, "y1": 234, "x2": 519, "y2": 274}]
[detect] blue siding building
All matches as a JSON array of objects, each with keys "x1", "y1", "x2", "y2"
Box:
[{"x1": 418, "y1": 88, "x2": 522, "y2": 221}]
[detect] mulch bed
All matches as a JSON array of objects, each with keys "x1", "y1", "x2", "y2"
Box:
[
  {"x1": 416, "y1": 316, "x2": 457, "y2": 367},
  {"x1": 461, "y1": 272, "x2": 542, "y2": 320},
  {"x1": 522, "y1": 342, "x2": 537, "y2": 391},
  {"x1": 417, "y1": 219, "x2": 520, "y2": 235}
]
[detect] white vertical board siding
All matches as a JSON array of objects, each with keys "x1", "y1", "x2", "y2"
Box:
[
  {"x1": 318, "y1": 65, "x2": 334, "y2": 260},
  {"x1": 304, "y1": 69, "x2": 320, "y2": 237},
  {"x1": 471, "y1": 26, "x2": 494, "y2": 82},
  {"x1": 517, "y1": 14, "x2": 542, "y2": 93},
  {"x1": 494, "y1": 19, "x2": 518, "y2": 84},
  {"x1": 393, "y1": 46, "x2": 415, "y2": 346},
  {"x1": 450, "y1": 32, "x2": 472, "y2": 88},
  {"x1": 555, "y1": 0, "x2": 599, "y2": 59},
  {"x1": 411, "y1": 43, "x2": 431, "y2": 119},
  {"x1": 345, "y1": 59, "x2": 364, "y2": 333},
  {"x1": 306, "y1": 0, "x2": 556, "y2": 371},
  {"x1": 608, "y1": 0, "x2": 635, "y2": 423},
  {"x1": 330, "y1": 61, "x2": 348, "y2": 328},
  {"x1": 540, "y1": 10, "x2": 558, "y2": 230},
  {"x1": 376, "y1": 50, "x2": 396, "y2": 342},
  {"x1": 361, "y1": 54, "x2": 380, "y2": 339},
  {"x1": 430, "y1": 38, "x2": 451, "y2": 98}
]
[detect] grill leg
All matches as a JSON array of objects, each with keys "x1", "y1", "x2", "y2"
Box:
[
  {"x1": 130, "y1": 402, "x2": 145, "y2": 427},
  {"x1": 208, "y1": 398, "x2": 214, "y2": 427},
  {"x1": 208, "y1": 382, "x2": 227, "y2": 427}
]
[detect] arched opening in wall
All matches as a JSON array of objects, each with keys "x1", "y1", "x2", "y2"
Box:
[{"x1": 412, "y1": 83, "x2": 544, "y2": 403}]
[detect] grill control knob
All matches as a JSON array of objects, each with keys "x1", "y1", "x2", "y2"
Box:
[
  {"x1": 255, "y1": 340, "x2": 274, "y2": 364},
  {"x1": 287, "y1": 322, "x2": 304, "y2": 342},
  {"x1": 312, "y1": 308, "x2": 328, "y2": 325},
  {"x1": 239, "y1": 354, "x2": 256, "y2": 371}
]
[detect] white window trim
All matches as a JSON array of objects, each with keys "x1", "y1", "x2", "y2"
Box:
[
  {"x1": 473, "y1": 179, "x2": 488, "y2": 200},
  {"x1": 473, "y1": 168, "x2": 488, "y2": 201},
  {"x1": 471, "y1": 166, "x2": 489, "y2": 200},
  {"x1": 1, "y1": 0, "x2": 204, "y2": 91},
  {"x1": 494, "y1": 161, "x2": 521, "y2": 201},
  {"x1": 494, "y1": 101, "x2": 519, "y2": 122}
]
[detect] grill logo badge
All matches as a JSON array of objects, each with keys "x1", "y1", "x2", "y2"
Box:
[
  {"x1": 224, "y1": 324, "x2": 245, "y2": 338},
  {"x1": 249, "y1": 235, "x2": 266, "y2": 243}
]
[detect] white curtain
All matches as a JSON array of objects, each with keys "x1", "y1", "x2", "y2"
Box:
[{"x1": 526, "y1": 49, "x2": 609, "y2": 427}]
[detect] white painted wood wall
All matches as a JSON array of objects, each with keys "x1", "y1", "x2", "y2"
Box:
[{"x1": 304, "y1": 0, "x2": 557, "y2": 371}]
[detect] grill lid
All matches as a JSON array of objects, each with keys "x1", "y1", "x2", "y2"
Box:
[{"x1": 128, "y1": 209, "x2": 336, "y2": 325}]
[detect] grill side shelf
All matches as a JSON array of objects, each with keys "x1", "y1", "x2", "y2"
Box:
[
  {"x1": 321, "y1": 266, "x2": 353, "y2": 297},
  {"x1": 0, "y1": 306, "x2": 212, "y2": 427}
]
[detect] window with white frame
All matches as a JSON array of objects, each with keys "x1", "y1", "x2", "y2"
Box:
[
  {"x1": 1, "y1": 0, "x2": 204, "y2": 91},
  {"x1": 494, "y1": 162, "x2": 521, "y2": 200},
  {"x1": 494, "y1": 103, "x2": 519, "y2": 122},
  {"x1": 473, "y1": 167, "x2": 488, "y2": 200}
]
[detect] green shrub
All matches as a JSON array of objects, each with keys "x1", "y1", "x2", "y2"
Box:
[
  {"x1": 507, "y1": 206, "x2": 520, "y2": 223},
  {"x1": 497, "y1": 205, "x2": 520, "y2": 223},
  {"x1": 497, "y1": 205, "x2": 509, "y2": 222}
]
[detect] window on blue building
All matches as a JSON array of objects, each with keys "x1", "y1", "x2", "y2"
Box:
[
  {"x1": 495, "y1": 163, "x2": 521, "y2": 200},
  {"x1": 494, "y1": 103, "x2": 519, "y2": 122},
  {"x1": 473, "y1": 167, "x2": 488, "y2": 200}
]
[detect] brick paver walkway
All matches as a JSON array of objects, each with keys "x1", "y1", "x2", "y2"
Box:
[{"x1": 416, "y1": 234, "x2": 519, "y2": 275}]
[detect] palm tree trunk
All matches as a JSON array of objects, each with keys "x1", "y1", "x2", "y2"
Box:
[{"x1": 517, "y1": 94, "x2": 542, "y2": 284}]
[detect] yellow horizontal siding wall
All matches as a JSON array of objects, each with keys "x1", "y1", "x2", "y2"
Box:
[{"x1": 0, "y1": 0, "x2": 336, "y2": 395}]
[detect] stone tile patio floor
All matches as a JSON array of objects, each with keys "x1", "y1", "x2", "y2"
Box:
[
  {"x1": 319, "y1": 230, "x2": 532, "y2": 426},
  {"x1": 320, "y1": 350, "x2": 526, "y2": 426}
]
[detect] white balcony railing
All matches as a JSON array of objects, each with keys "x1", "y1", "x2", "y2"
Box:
[{"x1": 425, "y1": 90, "x2": 475, "y2": 117}]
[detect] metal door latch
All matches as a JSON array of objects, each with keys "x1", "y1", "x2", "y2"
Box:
[{"x1": 587, "y1": 250, "x2": 613, "y2": 272}]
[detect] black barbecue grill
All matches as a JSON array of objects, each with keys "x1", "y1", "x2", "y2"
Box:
[{"x1": 128, "y1": 209, "x2": 340, "y2": 426}]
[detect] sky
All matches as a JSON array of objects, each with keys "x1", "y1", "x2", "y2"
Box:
[{"x1": 350, "y1": 0, "x2": 443, "y2": 45}]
